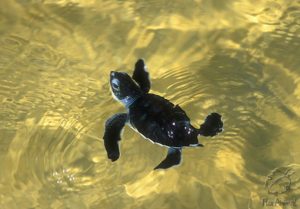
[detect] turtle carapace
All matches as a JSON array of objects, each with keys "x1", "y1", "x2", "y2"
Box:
[{"x1": 103, "y1": 59, "x2": 223, "y2": 169}]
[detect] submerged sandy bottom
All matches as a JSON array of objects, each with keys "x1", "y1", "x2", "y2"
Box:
[{"x1": 0, "y1": 0, "x2": 300, "y2": 208}]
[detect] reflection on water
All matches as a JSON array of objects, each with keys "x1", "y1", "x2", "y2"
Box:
[{"x1": 0, "y1": 0, "x2": 300, "y2": 208}]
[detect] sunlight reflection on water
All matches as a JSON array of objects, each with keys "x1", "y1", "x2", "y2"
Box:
[{"x1": 0, "y1": 0, "x2": 300, "y2": 208}]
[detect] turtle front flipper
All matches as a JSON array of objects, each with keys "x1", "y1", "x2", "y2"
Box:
[
  {"x1": 154, "y1": 148, "x2": 182, "y2": 170},
  {"x1": 103, "y1": 113, "x2": 127, "y2": 161},
  {"x1": 132, "y1": 59, "x2": 151, "y2": 93}
]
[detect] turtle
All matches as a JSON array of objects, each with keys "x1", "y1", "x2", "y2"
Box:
[{"x1": 103, "y1": 59, "x2": 223, "y2": 170}]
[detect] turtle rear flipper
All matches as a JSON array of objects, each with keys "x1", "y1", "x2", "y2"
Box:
[
  {"x1": 103, "y1": 113, "x2": 127, "y2": 161},
  {"x1": 154, "y1": 148, "x2": 182, "y2": 170},
  {"x1": 199, "y1": 113, "x2": 223, "y2": 137},
  {"x1": 132, "y1": 59, "x2": 151, "y2": 93}
]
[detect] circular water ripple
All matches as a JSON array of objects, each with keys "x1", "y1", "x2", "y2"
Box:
[
  {"x1": 1, "y1": 0, "x2": 300, "y2": 209},
  {"x1": 0, "y1": 31, "x2": 113, "y2": 206}
]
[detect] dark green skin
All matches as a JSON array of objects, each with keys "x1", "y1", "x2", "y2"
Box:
[
  {"x1": 104, "y1": 59, "x2": 223, "y2": 169},
  {"x1": 128, "y1": 93, "x2": 199, "y2": 147}
]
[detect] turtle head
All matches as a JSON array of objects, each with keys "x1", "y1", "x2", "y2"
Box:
[{"x1": 110, "y1": 71, "x2": 142, "y2": 106}]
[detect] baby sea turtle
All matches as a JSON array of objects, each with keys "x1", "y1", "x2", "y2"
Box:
[{"x1": 103, "y1": 59, "x2": 223, "y2": 169}]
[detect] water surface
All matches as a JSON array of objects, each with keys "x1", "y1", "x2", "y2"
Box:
[{"x1": 1, "y1": 0, "x2": 300, "y2": 208}]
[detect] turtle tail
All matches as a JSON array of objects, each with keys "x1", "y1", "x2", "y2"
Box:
[{"x1": 198, "y1": 113, "x2": 223, "y2": 137}]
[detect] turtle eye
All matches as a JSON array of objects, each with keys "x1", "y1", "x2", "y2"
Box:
[
  {"x1": 112, "y1": 83, "x2": 119, "y2": 90},
  {"x1": 111, "y1": 79, "x2": 120, "y2": 91}
]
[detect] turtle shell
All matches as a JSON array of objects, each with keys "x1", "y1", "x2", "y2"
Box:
[{"x1": 128, "y1": 93, "x2": 199, "y2": 147}]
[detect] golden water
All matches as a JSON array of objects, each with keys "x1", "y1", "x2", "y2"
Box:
[{"x1": 1, "y1": 0, "x2": 300, "y2": 208}]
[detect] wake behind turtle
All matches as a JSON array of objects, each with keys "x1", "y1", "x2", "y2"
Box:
[{"x1": 103, "y1": 59, "x2": 223, "y2": 169}]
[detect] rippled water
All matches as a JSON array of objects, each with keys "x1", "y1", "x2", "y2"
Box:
[{"x1": 1, "y1": 0, "x2": 300, "y2": 208}]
